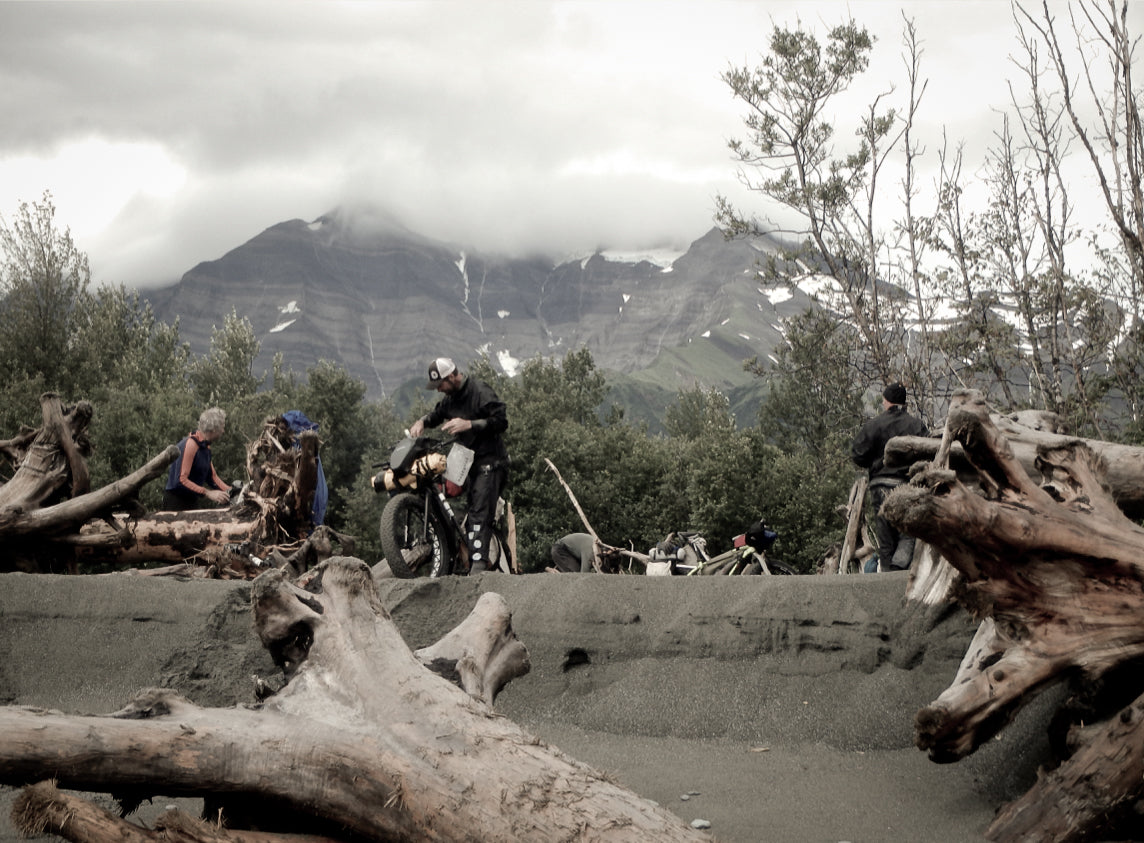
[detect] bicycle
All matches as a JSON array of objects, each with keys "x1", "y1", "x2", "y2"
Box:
[
  {"x1": 647, "y1": 528, "x2": 794, "y2": 576},
  {"x1": 371, "y1": 435, "x2": 514, "y2": 578}
]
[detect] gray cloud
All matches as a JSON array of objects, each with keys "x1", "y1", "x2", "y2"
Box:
[{"x1": 1, "y1": 1, "x2": 1115, "y2": 289}]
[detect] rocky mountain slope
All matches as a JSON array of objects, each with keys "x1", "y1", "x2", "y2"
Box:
[{"x1": 146, "y1": 208, "x2": 821, "y2": 422}]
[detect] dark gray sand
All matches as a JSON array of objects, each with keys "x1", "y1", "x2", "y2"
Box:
[{"x1": 0, "y1": 569, "x2": 1060, "y2": 842}]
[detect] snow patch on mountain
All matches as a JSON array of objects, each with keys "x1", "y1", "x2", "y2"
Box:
[
  {"x1": 764, "y1": 287, "x2": 793, "y2": 305},
  {"x1": 497, "y1": 349, "x2": 520, "y2": 376}
]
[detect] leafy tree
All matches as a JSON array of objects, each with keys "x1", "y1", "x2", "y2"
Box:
[
  {"x1": 477, "y1": 347, "x2": 608, "y2": 431},
  {"x1": 473, "y1": 350, "x2": 608, "y2": 570},
  {"x1": 87, "y1": 385, "x2": 199, "y2": 509},
  {"x1": 925, "y1": 143, "x2": 1027, "y2": 409},
  {"x1": 339, "y1": 399, "x2": 407, "y2": 565},
  {"x1": 754, "y1": 309, "x2": 867, "y2": 454},
  {"x1": 190, "y1": 310, "x2": 262, "y2": 406},
  {"x1": 182, "y1": 312, "x2": 269, "y2": 481},
  {"x1": 0, "y1": 192, "x2": 92, "y2": 397},
  {"x1": 676, "y1": 427, "x2": 757, "y2": 552},
  {"x1": 717, "y1": 18, "x2": 908, "y2": 388},
  {"x1": 510, "y1": 416, "x2": 685, "y2": 570},
  {"x1": 0, "y1": 199, "x2": 202, "y2": 504},
  {"x1": 745, "y1": 432, "x2": 853, "y2": 572},
  {"x1": 664, "y1": 385, "x2": 736, "y2": 440},
  {"x1": 72, "y1": 287, "x2": 197, "y2": 502},
  {"x1": 73, "y1": 287, "x2": 169, "y2": 389}
]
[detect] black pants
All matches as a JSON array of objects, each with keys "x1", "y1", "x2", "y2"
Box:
[
  {"x1": 162, "y1": 489, "x2": 202, "y2": 511},
  {"x1": 465, "y1": 464, "x2": 507, "y2": 569},
  {"x1": 869, "y1": 482, "x2": 916, "y2": 571},
  {"x1": 551, "y1": 543, "x2": 583, "y2": 573}
]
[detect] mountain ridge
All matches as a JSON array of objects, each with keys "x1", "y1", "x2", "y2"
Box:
[{"x1": 145, "y1": 209, "x2": 818, "y2": 425}]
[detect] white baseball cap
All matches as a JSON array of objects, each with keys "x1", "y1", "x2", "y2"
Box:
[{"x1": 425, "y1": 357, "x2": 457, "y2": 389}]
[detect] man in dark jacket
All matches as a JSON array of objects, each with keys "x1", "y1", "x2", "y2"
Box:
[
  {"x1": 409, "y1": 357, "x2": 509, "y2": 573},
  {"x1": 851, "y1": 383, "x2": 928, "y2": 571}
]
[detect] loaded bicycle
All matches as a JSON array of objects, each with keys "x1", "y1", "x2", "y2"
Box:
[
  {"x1": 645, "y1": 521, "x2": 794, "y2": 576},
  {"x1": 371, "y1": 434, "x2": 514, "y2": 578}
]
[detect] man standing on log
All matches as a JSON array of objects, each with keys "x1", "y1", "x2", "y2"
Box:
[
  {"x1": 409, "y1": 357, "x2": 509, "y2": 574},
  {"x1": 851, "y1": 383, "x2": 927, "y2": 572},
  {"x1": 163, "y1": 407, "x2": 231, "y2": 511}
]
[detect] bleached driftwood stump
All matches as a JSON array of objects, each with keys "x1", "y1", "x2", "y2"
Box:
[
  {"x1": 0, "y1": 557, "x2": 706, "y2": 842},
  {"x1": 883, "y1": 390, "x2": 1144, "y2": 843}
]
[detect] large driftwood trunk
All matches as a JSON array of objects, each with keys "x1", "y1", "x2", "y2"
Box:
[
  {"x1": 0, "y1": 394, "x2": 181, "y2": 572},
  {"x1": 882, "y1": 390, "x2": 1144, "y2": 843},
  {"x1": 884, "y1": 417, "x2": 1144, "y2": 520},
  {"x1": 881, "y1": 408, "x2": 1144, "y2": 603},
  {"x1": 0, "y1": 557, "x2": 706, "y2": 842},
  {"x1": 0, "y1": 404, "x2": 342, "y2": 575},
  {"x1": 71, "y1": 509, "x2": 266, "y2": 565}
]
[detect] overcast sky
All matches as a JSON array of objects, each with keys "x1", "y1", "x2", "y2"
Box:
[{"x1": 0, "y1": 1, "x2": 1125, "y2": 290}]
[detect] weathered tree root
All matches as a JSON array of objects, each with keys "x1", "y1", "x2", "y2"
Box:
[{"x1": 882, "y1": 389, "x2": 1144, "y2": 843}]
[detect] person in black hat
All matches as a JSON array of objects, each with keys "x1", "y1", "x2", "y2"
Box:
[
  {"x1": 409, "y1": 357, "x2": 509, "y2": 574},
  {"x1": 851, "y1": 383, "x2": 927, "y2": 571}
]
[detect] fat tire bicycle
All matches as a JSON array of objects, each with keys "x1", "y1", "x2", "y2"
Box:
[{"x1": 372, "y1": 435, "x2": 514, "y2": 578}]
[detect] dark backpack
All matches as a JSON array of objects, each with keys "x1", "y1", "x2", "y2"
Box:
[
  {"x1": 282, "y1": 410, "x2": 328, "y2": 526},
  {"x1": 744, "y1": 520, "x2": 778, "y2": 552}
]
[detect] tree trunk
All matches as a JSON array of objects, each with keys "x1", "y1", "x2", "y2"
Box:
[
  {"x1": 0, "y1": 557, "x2": 706, "y2": 842},
  {"x1": 834, "y1": 476, "x2": 869, "y2": 574},
  {"x1": 881, "y1": 389, "x2": 1144, "y2": 843},
  {"x1": 0, "y1": 445, "x2": 178, "y2": 540},
  {"x1": 70, "y1": 509, "x2": 260, "y2": 565}
]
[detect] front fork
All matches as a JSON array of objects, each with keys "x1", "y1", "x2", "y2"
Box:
[{"x1": 431, "y1": 482, "x2": 467, "y2": 568}]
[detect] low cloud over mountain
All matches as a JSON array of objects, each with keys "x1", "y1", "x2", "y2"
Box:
[{"x1": 146, "y1": 208, "x2": 827, "y2": 422}]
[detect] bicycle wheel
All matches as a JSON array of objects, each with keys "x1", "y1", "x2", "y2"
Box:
[
  {"x1": 756, "y1": 554, "x2": 795, "y2": 575},
  {"x1": 380, "y1": 492, "x2": 452, "y2": 578},
  {"x1": 741, "y1": 560, "x2": 764, "y2": 574}
]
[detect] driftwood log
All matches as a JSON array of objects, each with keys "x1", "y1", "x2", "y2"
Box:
[
  {"x1": 842, "y1": 406, "x2": 1144, "y2": 600},
  {"x1": 882, "y1": 389, "x2": 1144, "y2": 843},
  {"x1": 0, "y1": 557, "x2": 706, "y2": 842},
  {"x1": 0, "y1": 393, "x2": 178, "y2": 571},
  {"x1": 884, "y1": 414, "x2": 1144, "y2": 520},
  {"x1": 0, "y1": 393, "x2": 93, "y2": 510},
  {"x1": 12, "y1": 781, "x2": 342, "y2": 843},
  {"x1": 0, "y1": 402, "x2": 346, "y2": 576}
]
